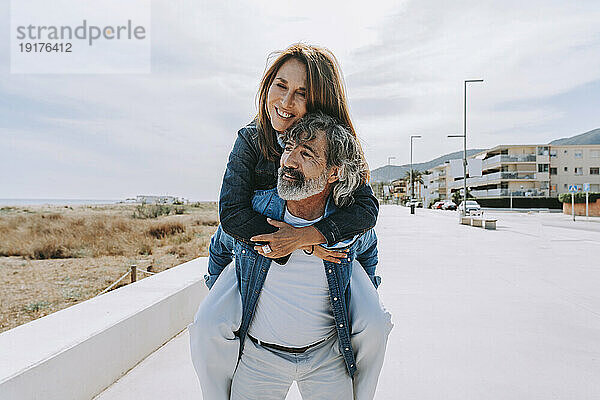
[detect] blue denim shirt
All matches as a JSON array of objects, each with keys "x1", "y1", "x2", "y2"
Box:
[{"x1": 207, "y1": 188, "x2": 379, "y2": 378}]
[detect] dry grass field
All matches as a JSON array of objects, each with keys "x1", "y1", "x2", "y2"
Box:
[{"x1": 0, "y1": 202, "x2": 219, "y2": 333}]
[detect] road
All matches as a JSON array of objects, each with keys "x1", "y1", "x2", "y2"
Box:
[{"x1": 96, "y1": 206, "x2": 600, "y2": 399}]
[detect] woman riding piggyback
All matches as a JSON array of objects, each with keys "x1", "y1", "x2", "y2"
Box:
[{"x1": 206, "y1": 43, "x2": 380, "y2": 287}]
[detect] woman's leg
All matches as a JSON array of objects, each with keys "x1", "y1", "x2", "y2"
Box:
[
  {"x1": 189, "y1": 263, "x2": 242, "y2": 400},
  {"x1": 349, "y1": 262, "x2": 394, "y2": 400}
]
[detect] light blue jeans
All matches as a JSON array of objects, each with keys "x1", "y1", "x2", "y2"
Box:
[
  {"x1": 231, "y1": 334, "x2": 352, "y2": 400},
  {"x1": 189, "y1": 262, "x2": 393, "y2": 400}
]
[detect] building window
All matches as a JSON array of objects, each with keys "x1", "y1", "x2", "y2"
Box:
[
  {"x1": 591, "y1": 167, "x2": 600, "y2": 175},
  {"x1": 550, "y1": 150, "x2": 557, "y2": 158},
  {"x1": 574, "y1": 167, "x2": 583, "y2": 175},
  {"x1": 564, "y1": 167, "x2": 568, "y2": 172},
  {"x1": 564, "y1": 150, "x2": 568, "y2": 154},
  {"x1": 563, "y1": 184, "x2": 568, "y2": 189},
  {"x1": 538, "y1": 164, "x2": 549, "y2": 172},
  {"x1": 575, "y1": 150, "x2": 583, "y2": 158},
  {"x1": 592, "y1": 150, "x2": 600, "y2": 158},
  {"x1": 550, "y1": 167, "x2": 557, "y2": 175}
]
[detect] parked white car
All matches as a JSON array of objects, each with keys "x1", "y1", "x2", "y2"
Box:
[
  {"x1": 406, "y1": 200, "x2": 423, "y2": 208},
  {"x1": 458, "y1": 200, "x2": 482, "y2": 215}
]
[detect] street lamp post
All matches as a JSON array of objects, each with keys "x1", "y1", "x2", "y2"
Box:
[
  {"x1": 448, "y1": 79, "x2": 484, "y2": 217},
  {"x1": 387, "y1": 156, "x2": 396, "y2": 184},
  {"x1": 387, "y1": 156, "x2": 395, "y2": 203},
  {"x1": 410, "y1": 135, "x2": 422, "y2": 201}
]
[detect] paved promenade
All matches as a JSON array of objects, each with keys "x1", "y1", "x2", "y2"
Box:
[{"x1": 95, "y1": 206, "x2": 600, "y2": 399}]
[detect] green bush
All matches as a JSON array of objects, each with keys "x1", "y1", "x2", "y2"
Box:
[
  {"x1": 132, "y1": 204, "x2": 173, "y2": 219},
  {"x1": 558, "y1": 192, "x2": 600, "y2": 204},
  {"x1": 23, "y1": 301, "x2": 51, "y2": 312}
]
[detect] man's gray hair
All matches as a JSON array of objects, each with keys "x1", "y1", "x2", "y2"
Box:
[{"x1": 283, "y1": 112, "x2": 368, "y2": 207}]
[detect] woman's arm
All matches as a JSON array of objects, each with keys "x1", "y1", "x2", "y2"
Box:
[
  {"x1": 218, "y1": 127, "x2": 278, "y2": 244},
  {"x1": 251, "y1": 183, "x2": 379, "y2": 258},
  {"x1": 313, "y1": 183, "x2": 379, "y2": 246},
  {"x1": 220, "y1": 125, "x2": 379, "y2": 256}
]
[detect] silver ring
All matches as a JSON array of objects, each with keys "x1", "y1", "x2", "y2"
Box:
[{"x1": 262, "y1": 244, "x2": 272, "y2": 254}]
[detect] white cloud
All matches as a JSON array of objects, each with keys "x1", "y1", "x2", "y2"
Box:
[
  {"x1": 1, "y1": 0, "x2": 599, "y2": 199},
  {"x1": 346, "y1": 0, "x2": 600, "y2": 168}
]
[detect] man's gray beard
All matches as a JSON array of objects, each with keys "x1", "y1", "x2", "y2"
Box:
[{"x1": 277, "y1": 167, "x2": 329, "y2": 201}]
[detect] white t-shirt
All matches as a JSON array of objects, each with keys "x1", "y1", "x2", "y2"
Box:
[{"x1": 247, "y1": 207, "x2": 336, "y2": 347}]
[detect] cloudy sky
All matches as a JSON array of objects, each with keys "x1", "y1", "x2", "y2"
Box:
[{"x1": 2, "y1": 0, "x2": 600, "y2": 200}]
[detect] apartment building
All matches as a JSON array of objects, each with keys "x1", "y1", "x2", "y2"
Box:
[
  {"x1": 427, "y1": 163, "x2": 450, "y2": 200},
  {"x1": 549, "y1": 145, "x2": 600, "y2": 194},
  {"x1": 391, "y1": 178, "x2": 408, "y2": 198},
  {"x1": 447, "y1": 145, "x2": 549, "y2": 199},
  {"x1": 422, "y1": 144, "x2": 600, "y2": 203},
  {"x1": 391, "y1": 177, "x2": 422, "y2": 201}
]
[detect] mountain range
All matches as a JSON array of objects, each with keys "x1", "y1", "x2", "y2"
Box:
[
  {"x1": 370, "y1": 149, "x2": 485, "y2": 183},
  {"x1": 371, "y1": 127, "x2": 600, "y2": 183},
  {"x1": 549, "y1": 128, "x2": 600, "y2": 145}
]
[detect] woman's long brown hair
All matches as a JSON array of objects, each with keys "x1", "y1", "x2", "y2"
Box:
[{"x1": 255, "y1": 43, "x2": 369, "y2": 182}]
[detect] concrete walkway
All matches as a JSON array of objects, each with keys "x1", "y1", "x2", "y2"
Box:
[{"x1": 95, "y1": 206, "x2": 600, "y2": 399}]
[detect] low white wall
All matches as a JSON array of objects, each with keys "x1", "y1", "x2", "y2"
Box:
[{"x1": 0, "y1": 257, "x2": 209, "y2": 400}]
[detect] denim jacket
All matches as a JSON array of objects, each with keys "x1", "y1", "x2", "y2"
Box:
[
  {"x1": 207, "y1": 188, "x2": 379, "y2": 378},
  {"x1": 218, "y1": 121, "x2": 379, "y2": 247}
]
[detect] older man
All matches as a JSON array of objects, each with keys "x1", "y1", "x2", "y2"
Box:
[{"x1": 190, "y1": 113, "x2": 392, "y2": 400}]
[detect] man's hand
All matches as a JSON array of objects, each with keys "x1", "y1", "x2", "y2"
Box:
[{"x1": 252, "y1": 218, "x2": 326, "y2": 258}]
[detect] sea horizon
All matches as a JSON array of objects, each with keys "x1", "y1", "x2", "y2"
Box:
[{"x1": 0, "y1": 198, "x2": 122, "y2": 206}]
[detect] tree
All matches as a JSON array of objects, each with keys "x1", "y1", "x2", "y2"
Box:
[
  {"x1": 403, "y1": 169, "x2": 424, "y2": 198},
  {"x1": 403, "y1": 169, "x2": 424, "y2": 185},
  {"x1": 369, "y1": 181, "x2": 385, "y2": 199},
  {"x1": 452, "y1": 188, "x2": 474, "y2": 204}
]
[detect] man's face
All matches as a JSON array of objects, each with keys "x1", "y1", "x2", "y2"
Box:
[{"x1": 277, "y1": 129, "x2": 337, "y2": 201}]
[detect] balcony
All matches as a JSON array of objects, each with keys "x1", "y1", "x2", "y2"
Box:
[
  {"x1": 471, "y1": 188, "x2": 502, "y2": 198},
  {"x1": 449, "y1": 172, "x2": 537, "y2": 189},
  {"x1": 482, "y1": 154, "x2": 536, "y2": 170},
  {"x1": 536, "y1": 155, "x2": 550, "y2": 164},
  {"x1": 470, "y1": 188, "x2": 548, "y2": 198},
  {"x1": 501, "y1": 172, "x2": 536, "y2": 180}
]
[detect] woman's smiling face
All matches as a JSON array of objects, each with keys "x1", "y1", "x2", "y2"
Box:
[{"x1": 267, "y1": 58, "x2": 308, "y2": 133}]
